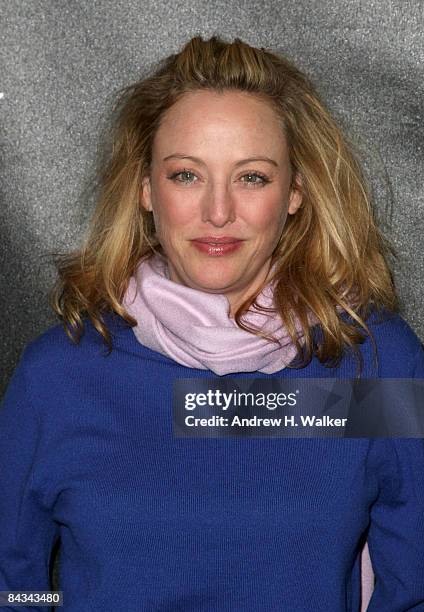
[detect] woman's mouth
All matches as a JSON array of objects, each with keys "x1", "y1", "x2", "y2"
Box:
[{"x1": 191, "y1": 239, "x2": 244, "y2": 256}]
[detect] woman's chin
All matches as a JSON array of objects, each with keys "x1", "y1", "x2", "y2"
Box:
[
  {"x1": 188, "y1": 276, "x2": 238, "y2": 294},
  {"x1": 181, "y1": 266, "x2": 242, "y2": 294}
]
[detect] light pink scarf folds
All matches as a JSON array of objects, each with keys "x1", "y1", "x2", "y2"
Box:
[
  {"x1": 121, "y1": 252, "x2": 375, "y2": 609},
  {"x1": 122, "y1": 252, "x2": 314, "y2": 375}
]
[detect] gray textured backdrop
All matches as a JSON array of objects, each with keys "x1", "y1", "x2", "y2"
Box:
[{"x1": 1, "y1": 0, "x2": 423, "y2": 394}]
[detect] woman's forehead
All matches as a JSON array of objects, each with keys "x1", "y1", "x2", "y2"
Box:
[
  {"x1": 159, "y1": 89, "x2": 280, "y2": 124},
  {"x1": 152, "y1": 90, "x2": 287, "y2": 161}
]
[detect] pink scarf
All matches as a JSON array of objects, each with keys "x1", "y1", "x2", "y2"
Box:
[{"x1": 122, "y1": 252, "x2": 316, "y2": 375}]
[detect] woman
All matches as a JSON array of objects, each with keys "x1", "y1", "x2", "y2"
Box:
[{"x1": 0, "y1": 35, "x2": 423, "y2": 611}]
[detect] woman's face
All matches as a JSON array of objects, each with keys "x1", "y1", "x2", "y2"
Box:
[{"x1": 141, "y1": 89, "x2": 302, "y2": 316}]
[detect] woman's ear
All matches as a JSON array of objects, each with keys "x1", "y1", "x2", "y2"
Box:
[
  {"x1": 140, "y1": 176, "x2": 152, "y2": 212},
  {"x1": 287, "y1": 172, "x2": 303, "y2": 215}
]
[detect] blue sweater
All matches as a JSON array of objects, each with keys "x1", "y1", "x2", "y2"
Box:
[{"x1": 1, "y1": 308, "x2": 424, "y2": 611}]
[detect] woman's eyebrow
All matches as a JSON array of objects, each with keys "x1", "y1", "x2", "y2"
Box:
[{"x1": 162, "y1": 153, "x2": 279, "y2": 167}]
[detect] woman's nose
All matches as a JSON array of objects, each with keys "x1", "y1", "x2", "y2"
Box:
[{"x1": 201, "y1": 182, "x2": 236, "y2": 226}]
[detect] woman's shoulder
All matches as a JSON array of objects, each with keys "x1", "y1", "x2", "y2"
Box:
[
  {"x1": 366, "y1": 307, "x2": 422, "y2": 347},
  {"x1": 19, "y1": 314, "x2": 119, "y2": 375},
  {"x1": 345, "y1": 306, "x2": 424, "y2": 377}
]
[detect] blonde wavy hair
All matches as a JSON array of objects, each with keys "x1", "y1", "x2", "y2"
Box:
[{"x1": 50, "y1": 34, "x2": 399, "y2": 376}]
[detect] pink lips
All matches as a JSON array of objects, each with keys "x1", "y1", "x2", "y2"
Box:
[
  {"x1": 191, "y1": 237, "x2": 244, "y2": 256},
  {"x1": 191, "y1": 236, "x2": 244, "y2": 244}
]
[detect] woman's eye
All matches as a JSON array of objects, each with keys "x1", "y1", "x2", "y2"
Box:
[
  {"x1": 240, "y1": 172, "x2": 269, "y2": 187},
  {"x1": 169, "y1": 170, "x2": 197, "y2": 184}
]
